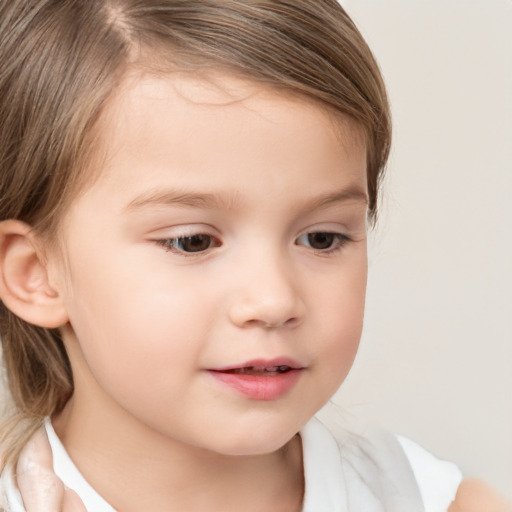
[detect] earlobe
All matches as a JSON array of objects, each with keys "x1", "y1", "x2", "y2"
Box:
[{"x1": 0, "y1": 220, "x2": 69, "y2": 328}]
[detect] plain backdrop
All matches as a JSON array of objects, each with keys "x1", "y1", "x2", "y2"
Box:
[
  {"x1": 1, "y1": 0, "x2": 511, "y2": 501},
  {"x1": 319, "y1": 0, "x2": 512, "y2": 499}
]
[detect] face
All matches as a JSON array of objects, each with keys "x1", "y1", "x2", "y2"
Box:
[{"x1": 52, "y1": 73, "x2": 368, "y2": 456}]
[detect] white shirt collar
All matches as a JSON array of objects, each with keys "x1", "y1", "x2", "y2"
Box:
[
  {"x1": 300, "y1": 417, "x2": 347, "y2": 511},
  {"x1": 45, "y1": 416, "x2": 346, "y2": 512},
  {"x1": 45, "y1": 418, "x2": 116, "y2": 512}
]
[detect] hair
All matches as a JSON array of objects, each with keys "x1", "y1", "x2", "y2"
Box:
[{"x1": 0, "y1": 0, "x2": 391, "y2": 467}]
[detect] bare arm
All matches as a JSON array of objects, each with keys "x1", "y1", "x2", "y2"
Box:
[{"x1": 448, "y1": 479, "x2": 512, "y2": 512}]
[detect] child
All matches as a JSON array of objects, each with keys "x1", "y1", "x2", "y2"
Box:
[{"x1": 0, "y1": 1, "x2": 508, "y2": 511}]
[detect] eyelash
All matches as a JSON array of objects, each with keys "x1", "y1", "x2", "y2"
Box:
[
  {"x1": 154, "y1": 231, "x2": 351, "y2": 256},
  {"x1": 155, "y1": 234, "x2": 221, "y2": 255},
  {"x1": 295, "y1": 232, "x2": 351, "y2": 254}
]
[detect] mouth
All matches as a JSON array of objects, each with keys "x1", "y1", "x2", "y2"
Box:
[
  {"x1": 209, "y1": 358, "x2": 303, "y2": 375},
  {"x1": 214, "y1": 365, "x2": 294, "y2": 376},
  {"x1": 207, "y1": 358, "x2": 304, "y2": 400}
]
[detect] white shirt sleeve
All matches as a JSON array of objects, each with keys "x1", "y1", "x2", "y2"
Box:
[
  {"x1": 397, "y1": 435, "x2": 462, "y2": 512},
  {"x1": 0, "y1": 465, "x2": 25, "y2": 512}
]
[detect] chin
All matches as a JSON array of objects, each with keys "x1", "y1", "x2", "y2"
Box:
[{"x1": 205, "y1": 424, "x2": 300, "y2": 457}]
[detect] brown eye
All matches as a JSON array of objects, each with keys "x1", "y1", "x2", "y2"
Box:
[
  {"x1": 307, "y1": 232, "x2": 335, "y2": 250},
  {"x1": 175, "y1": 235, "x2": 214, "y2": 252},
  {"x1": 158, "y1": 234, "x2": 219, "y2": 254},
  {"x1": 295, "y1": 232, "x2": 349, "y2": 252}
]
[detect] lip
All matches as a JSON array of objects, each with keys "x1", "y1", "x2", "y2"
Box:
[
  {"x1": 210, "y1": 357, "x2": 303, "y2": 372},
  {"x1": 207, "y1": 357, "x2": 305, "y2": 401}
]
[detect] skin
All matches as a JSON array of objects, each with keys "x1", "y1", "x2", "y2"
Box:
[
  {"x1": 35, "y1": 73, "x2": 368, "y2": 512},
  {"x1": 448, "y1": 481, "x2": 511, "y2": 512},
  {"x1": 3, "y1": 73, "x2": 510, "y2": 511}
]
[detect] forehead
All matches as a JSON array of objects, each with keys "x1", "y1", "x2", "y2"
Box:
[{"x1": 82, "y1": 71, "x2": 367, "y2": 205}]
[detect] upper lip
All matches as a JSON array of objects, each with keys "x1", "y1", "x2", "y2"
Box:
[{"x1": 209, "y1": 357, "x2": 304, "y2": 372}]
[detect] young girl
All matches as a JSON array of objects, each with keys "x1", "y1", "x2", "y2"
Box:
[{"x1": 0, "y1": 1, "x2": 508, "y2": 511}]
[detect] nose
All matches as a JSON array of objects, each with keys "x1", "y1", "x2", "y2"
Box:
[{"x1": 227, "y1": 252, "x2": 305, "y2": 330}]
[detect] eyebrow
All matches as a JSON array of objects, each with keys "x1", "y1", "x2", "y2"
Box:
[
  {"x1": 124, "y1": 186, "x2": 368, "y2": 213},
  {"x1": 306, "y1": 187, "x2": 368, "y2": 210},
  {"x1": 125, "y1": 190, "x2": 243, "y2": 212}
]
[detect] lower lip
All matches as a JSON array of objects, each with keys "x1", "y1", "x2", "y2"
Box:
[{"x1": 207, "y1": 369, "x2": 303, "y2": 401}]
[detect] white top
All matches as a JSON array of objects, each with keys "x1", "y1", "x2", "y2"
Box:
[
  {"x1": 1, "y1": 417, "x2": 462, "y2": 512},
  {"x1": 299, "y1": 418, "x2": 461, "y2": 512}
]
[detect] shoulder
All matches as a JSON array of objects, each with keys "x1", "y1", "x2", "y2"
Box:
[
  {"x1": 397, "y1": 434, "x2": 462, "y2": 512},
  {"x1": 397, "y1": 438, "x2": 512, "y2": 512},
  {"x1": 447, "y1": 479, "x2": 512, "y2": 512}
]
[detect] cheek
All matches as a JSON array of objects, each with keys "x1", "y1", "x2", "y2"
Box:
[
  {"x1": 313, "y1": 257, "x2": 367, "y2": 384},
  {"x1": 61, "y1": 248, "x2": 215, "y2": 399}
]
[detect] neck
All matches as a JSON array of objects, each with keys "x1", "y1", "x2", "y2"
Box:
[{"x1": 53, "y1": 397, "x2": 304, "y2": 512}]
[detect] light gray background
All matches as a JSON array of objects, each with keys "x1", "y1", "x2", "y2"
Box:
[
  {"x1": 321, "y1": 0, "x2": 511, "y2": 499},
  {"x1": 1, "y1": 0, "x2": 511, "y2": 500}
]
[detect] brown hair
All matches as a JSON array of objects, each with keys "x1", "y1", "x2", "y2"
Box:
[{"x1": 0, "y1": 0, "x2": 390, "y2": 466}]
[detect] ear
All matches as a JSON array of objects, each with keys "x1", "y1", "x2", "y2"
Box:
[{"x1": 0, "y1": 220, "x2": 69, "y2": 328}]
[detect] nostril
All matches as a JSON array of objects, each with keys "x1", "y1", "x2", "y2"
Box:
[
  {"x1": 283, "y1": 316, "x2": 301, "y2": 329},
  {"x1": 259, "y1": 316, "x2": 301, "y2": 330},
  {"x1": 228, "y1": 281, "x2": 305, "y2": 329}
]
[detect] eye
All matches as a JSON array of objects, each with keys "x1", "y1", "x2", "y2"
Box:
[
  {"x1": 156, "y1": 234, "x2": 220, "y2": 254},
  {"x1": 295, "y1": 232, "x2": 349, "y2": 252}
]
